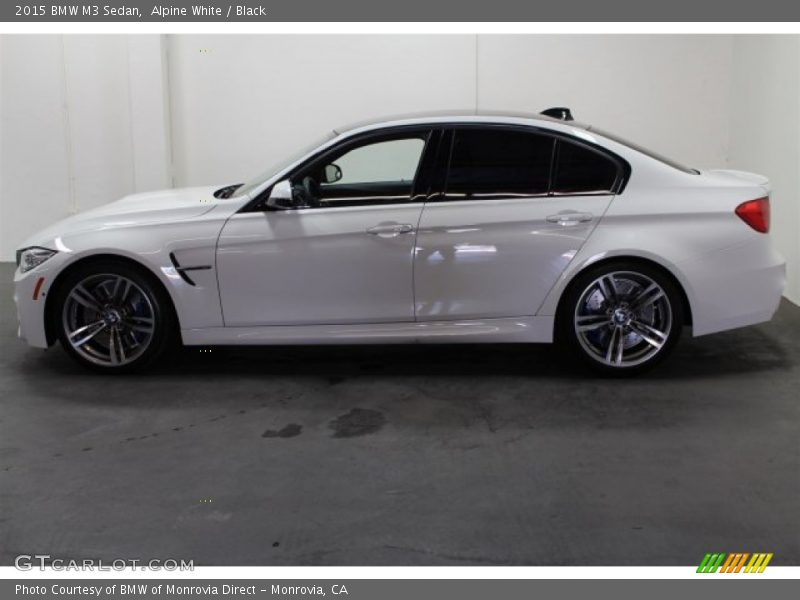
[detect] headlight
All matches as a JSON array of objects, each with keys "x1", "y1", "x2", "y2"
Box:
[{"x1": 16, "y1": 247, "x2": 57, "y2": 273}]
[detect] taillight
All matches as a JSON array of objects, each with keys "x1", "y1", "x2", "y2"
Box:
[{"x1": 735, "y1": 196, "x2": 770, "y2": 233}]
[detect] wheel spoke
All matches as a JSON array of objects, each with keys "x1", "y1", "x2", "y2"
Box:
[
  {"x1": 604, "y1": 328, "x2": 614, "y2": 363},
  {"x1": 128, "y1": 315, "x2": 153, "y2": 324},
  {"x1": 127, "y1": 316, "x2": 154, "y2": 334},
  {"x1": 118, "y1": 279, "x2": 133, "y2": 304},
  {"x1": 630, "y1": 320, "x2": 668, "y2": 349},
  {"x1": 108, "y1": 329, "x2": 119, "y2": 364},
  {"x1": 615, "y1": 328, "x2": 625, "y2": 364},
  {"x1": 108, "y1": 328, "x2": 126, "y2": 364},
  {"x1": 597, "y1": 275, "x2": 618, "y2": 304},
  {"x1": 109, "y1": 277, "x2": 123, "y2": 303},
  {"x1": 118, "y1": 329, "x2": 128, "y2": 363},
  {"x1": 605, "y1": 326, "x2": 625, "y2": 365},
  {"x1": 631, "y1": 283, "x2": 664, "y2": 310},
  {"x1": 68, "y1": 320, "x2": 107, "y2": 347},
  {"x1": 107, "y1": 276, "x2": 133, "y2": 305},
  {"x1": 576, "y1": 314, "x2": 609, "y2": 332},
  {"x1": 69, "y1": 285, "x2": 102, "y2": 312}
]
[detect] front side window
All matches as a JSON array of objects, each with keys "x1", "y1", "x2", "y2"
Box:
[
  {"x1": 552, "y1": 140, "x2": 620, "y2": 195},
  {"x1": 445, "y1": 128, "x2": 555, "y2": 200},
  {"x1": 290, "y1": 133, "x2": 428, "y2": 208},
  {"x1": 232, "y1": 132, "x2": 336, "y2": 199},
  {"x1": 331, "y1": 138, "x2": 423, "y2": 186}
]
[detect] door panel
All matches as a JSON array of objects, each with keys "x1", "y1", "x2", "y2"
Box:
[
  {"x1": 413, "y1": 196, "x2": 612, "y2": 320},
  {"x1": 218, "y1": 128, "x2": 435, "y2": 327},
  {"x1": 217, "y1": 204, "x2": 422, "y2": 326},
  {"x1": 413, "y1": 125, "x2": 622, "y2": 322}
]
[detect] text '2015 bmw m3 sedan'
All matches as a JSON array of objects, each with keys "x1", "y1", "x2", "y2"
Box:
[{"x1": 13, "y1": 109, "x2": 785, "y2": 374}]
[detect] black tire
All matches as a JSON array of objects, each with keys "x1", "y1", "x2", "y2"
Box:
[
  {"x1": 53, "y1": 260, "x2": 177, "y2": 373},
  {"x1": 556, "y1": 261, "x2": 684, "y2": 376}
]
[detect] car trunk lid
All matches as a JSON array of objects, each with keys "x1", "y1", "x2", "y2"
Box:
[{"x1": 699, "y1": 169, "x2": 770, "y2": 191}]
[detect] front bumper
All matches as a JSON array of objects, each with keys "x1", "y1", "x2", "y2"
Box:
[{"x1": 13, "y1": 257, "x2": 64, "y2": 349}]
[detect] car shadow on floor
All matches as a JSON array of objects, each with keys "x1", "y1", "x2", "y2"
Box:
[
  {"x1": 16, "y1": 323, "x2": 793, "y2": 383},
  {"x1": 7, "y1": 299, "x2": 798, "y2": 383}
]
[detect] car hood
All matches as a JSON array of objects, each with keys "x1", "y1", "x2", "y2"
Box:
[{"x1": 19, "y1": 186, "x2": 223, "y2": 249}]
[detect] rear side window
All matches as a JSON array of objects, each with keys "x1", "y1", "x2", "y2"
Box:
[
  {"x1": 446, "y1": 129, "x2": 554, "y2": 199},
  {"x1": 553, "y1": 140, "x2": 620, "y2": 195}
]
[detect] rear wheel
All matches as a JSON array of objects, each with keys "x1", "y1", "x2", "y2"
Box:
[
  {"x1": 54, "y1": 261, "x2": 176, "y2": 373},
  {"x1": 558, "y1": 262, "x2": 683, "y2": 375}
]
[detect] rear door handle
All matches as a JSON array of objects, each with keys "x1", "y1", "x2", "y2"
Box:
[
  {"x1": 366, "y1": 223, "x2": 415, "y2": 237},
  {"x1": 546, "y1": 211, "x2": 594, "y2": 225}
]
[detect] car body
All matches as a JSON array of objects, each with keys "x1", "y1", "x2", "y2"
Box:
[{"x1": 13, "y1": 110, "x2": 786, "y2": 373}]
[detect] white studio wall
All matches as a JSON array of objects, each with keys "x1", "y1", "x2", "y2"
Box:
[
  {"x1": 126, "y1": 36, "x2": 172, "y2": 194},
  {"x1": 168, "y1": 35, "x2": 736, "y2": 185},
  {"x1": 477, "y1": 35, "x2": 735, "y2": 169},
  {"x1": 1, "y1": 36, "x2": 72, "y2": 262},
  {"x1": 167, "y1": 35, "x2": 478, "y2": 186},
  {"x1": 0, "y1": 35, "x2": 171, "y2": 261},
  {"x1": 0, "y1": 34, "x2": 798, "y2": 304},
  {"x1": 728, "y1": 36, "x2": 800, "y2": 305}
]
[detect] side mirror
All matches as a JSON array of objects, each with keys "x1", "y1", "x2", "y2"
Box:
[
  {"x1": 322, "y1": 163, "x2": 343, "y2": 184},
  {"x1": 265, "y1": 180, "x2": 294, "y2": 210}
]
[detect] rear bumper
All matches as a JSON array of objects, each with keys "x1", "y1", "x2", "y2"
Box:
[{"x1": 680, "y1": 237, "x2": 785, "y2": 336}]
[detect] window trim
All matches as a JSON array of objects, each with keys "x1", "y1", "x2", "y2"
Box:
[
  {"x1": 435, "y1": 123, "x2": 630, "y2": 203},
  {"x1": 241, "y1": 126, "x2": 437, "y2": 213}
]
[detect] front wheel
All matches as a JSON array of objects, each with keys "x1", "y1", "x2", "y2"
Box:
[
  {"x1": 558, "y1": 262, "x2": 684, "y2": 375},
  {"x1": 54, "y1": 261, "x2": 176, "y2": 373}
]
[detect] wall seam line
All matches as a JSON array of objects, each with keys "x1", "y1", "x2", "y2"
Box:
[
  {"x1": 59, "y1": 36, "x2": 76, "y2": 215},
  {"x1": 163, "y1": 34, "x2": 176, "y2": 188},
  {"x1": 125, "y1": 38, "x2": 137, "y2": 192},
  {"x1": 475, "y1": 34, "x2": 479, "y2": 113}
]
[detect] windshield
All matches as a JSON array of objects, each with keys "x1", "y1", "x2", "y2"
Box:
[
  {"x1": 589, "y1": 127, "x2": 698, "y2": 174},
  {"x1": 231, "y1": 132, "x2": 337, "y2": 198}
]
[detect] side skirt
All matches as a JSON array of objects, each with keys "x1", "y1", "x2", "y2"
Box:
[{"x1": 181, "y1": 316, "x2": 554, "y2": 346}]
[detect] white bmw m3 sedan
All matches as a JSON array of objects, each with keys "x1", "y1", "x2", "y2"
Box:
[{"x1": 13, "y1": 110, "x2": 785, "y2": 374}]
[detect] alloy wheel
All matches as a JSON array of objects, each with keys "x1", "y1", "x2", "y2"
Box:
[
  {"x1": 573, "y1": 271, "x2": 673, "y2": 368},
  {"x1": 61, "y1": 273, "x2": 156, "y2": 367}
]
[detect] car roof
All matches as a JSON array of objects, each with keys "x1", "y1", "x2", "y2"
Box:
[{"x1": 332, "y1": 110, "x2": 591, "y2": 136}]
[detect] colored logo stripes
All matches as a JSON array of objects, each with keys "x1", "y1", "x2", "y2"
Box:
[{"x1": 697, "y1": 553, "x2": 773, "y2": 573}]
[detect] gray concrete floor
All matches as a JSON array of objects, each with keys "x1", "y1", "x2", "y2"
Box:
[{"x1": 1, "y1": 262, "x2": 798, "y2": 566}]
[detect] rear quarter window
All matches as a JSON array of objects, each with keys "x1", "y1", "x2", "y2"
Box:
[{"x1": 552, "y1": 140, "x2": 620, "y2": 195}]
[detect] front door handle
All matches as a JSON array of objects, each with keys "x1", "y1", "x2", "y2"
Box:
[
  {"x1": 546, "y1": 211, "x2": 594, "y2": 225},
  {"x1": 366, "y1": 223, "x2": 415, "y2": 237}
]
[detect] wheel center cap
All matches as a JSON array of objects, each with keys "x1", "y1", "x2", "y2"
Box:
[
  {"x1": 102, "y1": 308, "x2": 122, "y2": 326},
  {"x1": 612, "y1": 307, "x2": 632, "y2": 325}
]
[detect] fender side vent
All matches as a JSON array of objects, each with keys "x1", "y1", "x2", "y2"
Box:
[{"x1": 169, "y1": 252, "x2": 212, "y2": 287}]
